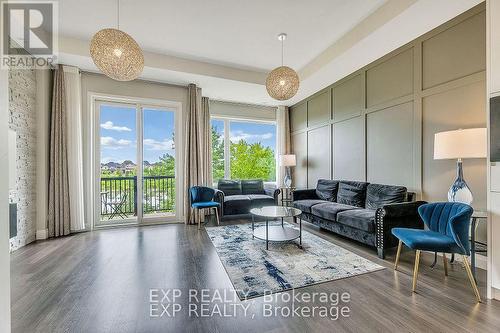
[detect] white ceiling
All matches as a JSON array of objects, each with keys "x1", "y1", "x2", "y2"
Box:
[
  {"x1": 58, "y1": 0, "x2": 386, "y2": 71},
  {"x1": 56, "y1": 0, "x2": 483, "y2": 106}
]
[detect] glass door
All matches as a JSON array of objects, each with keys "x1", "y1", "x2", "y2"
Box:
[
  {"x1": 95, "y1": 99, "x2": 179, "y2": 227},
  {"x1": 97, "y1": 101, "x2": 138, "y2": 225},
  {"x1": 142, "y1": 107, "x2": 176, "y2": 220}
]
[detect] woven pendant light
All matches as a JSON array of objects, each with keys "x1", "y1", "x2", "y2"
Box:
[
  {"x1": 90, "y1": 0, "x2": 144, "y2": 81},
  {"x1": 266, "y1": 33, "x2": 299, "y2": 101}
]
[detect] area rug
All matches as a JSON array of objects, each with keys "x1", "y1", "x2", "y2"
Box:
[{"x1": 206, "y1": 222, "x2": 384, "y2": 299}]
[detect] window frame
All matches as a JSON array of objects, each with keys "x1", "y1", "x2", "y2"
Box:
[{"x1": 210, "y1": 116, "x2": 277, "y2": 183}]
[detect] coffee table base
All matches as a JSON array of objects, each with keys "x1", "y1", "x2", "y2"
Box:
[
  {"x1": 250, "y1": 206, "x2": 303, "y2": 250},
  {"x1": 253, "y1": 222, "x2": 302, "y2": 250}
]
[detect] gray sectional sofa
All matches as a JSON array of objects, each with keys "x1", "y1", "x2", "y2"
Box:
[{"x1": 292, "y1": 179, "x2": 426, "y2": 258}]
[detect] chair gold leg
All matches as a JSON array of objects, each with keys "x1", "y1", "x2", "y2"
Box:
[
  {"x1": 394, "y1": 240, "x2": 402, "y2": 271},
  {"x1": 462, "y1": 255, "x2": 481, "y2": 303},
  {"x1": 215, "y1": 207, "x2": 220, "y2": 226},
  {"x1": 197, "y1": 209, "x2": 201, "y2": 230},
  {"x1": 412, "y1": 250, "x2": 421, "y2": 292},
  {"x1": 443, "y1": 253, "x2": 448, "y2": 277}
]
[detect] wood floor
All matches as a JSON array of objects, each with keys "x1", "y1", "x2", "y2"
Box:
[{"x1": 10, "y1": 218, "x2": 500, "y2": 333}]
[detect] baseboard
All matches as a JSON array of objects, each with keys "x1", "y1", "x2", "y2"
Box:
[
  {"x1": 474, "y1": 253, "x2": 487, "y2": 270},
  {"x1": 435, "y1": 251, "x2": 486, "y2": 270},
  {"x1": 36, "y1": 229, "x2": 48, "y2": 240},
  {"x1": 492, "y1": 287, "x2": 500, "y2": 300}
]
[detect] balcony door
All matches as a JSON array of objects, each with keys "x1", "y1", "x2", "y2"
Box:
[{"x1": 94, "y1": 97, "x2": 181, "y2": 227}]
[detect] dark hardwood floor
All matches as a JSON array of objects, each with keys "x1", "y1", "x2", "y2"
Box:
[{"x1": 10, "y1": 218, "x2": 500, "y2": 333}]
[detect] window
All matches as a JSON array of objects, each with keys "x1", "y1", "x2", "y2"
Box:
[
  {"x1": 211, "y1": 119, "x2": 225, "y2": 181},
  {"x1": 211, "y1": 118, "x2": 276, "y2": 183}
]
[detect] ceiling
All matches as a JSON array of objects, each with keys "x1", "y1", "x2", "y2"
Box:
[
  {"x1": 56, "y1": 0, "x2": 483, "y2": 106},
  {"x1": 58, "y1": 0, "x2": 386, "y2": 71}
]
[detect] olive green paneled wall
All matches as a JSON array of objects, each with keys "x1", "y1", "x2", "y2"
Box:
[
  {"x1": 307, "y1": 125, "x2": 331, "y2": 186},
  {"x1": 366, "y1": 48, "x2": 414, "y2": 108},
  {"x1": 307, "y1": 90, "x2": 331, "y2": 127},
  {"x1": 290, "y1": 5, "x2": 487, "y2": 219},
  {"x1": 333, "y1": 74, "x2": 363, "y2": 122},
  {"x1": 291, "y1": 131, "x2": 308, "y2": 189},
  {"x1": 333, "y1": 116, "x2": 364, "y2": 181}
]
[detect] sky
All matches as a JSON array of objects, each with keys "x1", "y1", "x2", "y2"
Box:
[
  {"x1": 100, "y1": 105, "x2": 175, "y2": 164},
  {"x1": 100, "y1": 105, "x2": 276, "y2": 164},
  {"x1": 211, "y1": 119, "x2": 276, "y2": 149}
]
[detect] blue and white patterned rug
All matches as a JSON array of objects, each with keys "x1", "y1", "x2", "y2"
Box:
[{"x1": 206, "y1": 222, "x2": 384, "y2": 300}]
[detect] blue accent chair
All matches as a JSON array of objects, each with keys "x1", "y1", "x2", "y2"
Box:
[
  {"x1": 189, "y1": 186, "x2": 220, "y2": 229},
  {"x1": 392, "y1": 202, "x2": 480, "y2": 302}
]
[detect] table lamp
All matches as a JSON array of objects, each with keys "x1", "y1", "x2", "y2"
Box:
[
  {"x1": 433, "y1": 128, "x2": 487, "y2": 204},
  {"x1": 279, "y1": 154, "x2": 296, "y2": 188}
]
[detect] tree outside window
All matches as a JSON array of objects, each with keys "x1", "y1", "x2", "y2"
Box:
[{"x1": 211, "y1": 119, "x2": 276, "y2": 182}]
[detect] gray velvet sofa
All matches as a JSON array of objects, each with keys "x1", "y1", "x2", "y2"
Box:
[
  {"x1": 214, "y1": 180, "x2": 280, "y2": 219},
  {"x1": 292, "y1": 179, "x2": 426, "y2": 258}
]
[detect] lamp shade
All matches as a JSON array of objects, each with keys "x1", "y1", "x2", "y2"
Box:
[
  {"x1": 434, "y1": 128, "x2": 487, "y2": 160},
  {"x1": 279, "y1": 154, "x2": 296, "y2": 167}
]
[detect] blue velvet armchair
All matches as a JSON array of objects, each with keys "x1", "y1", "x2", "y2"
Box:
[
  {"x1": 392, "y1": 202, "x2": 480, "y2": 302},
  {"x1": 189, "y1": 186, "x2": 220, "y2": 229}
]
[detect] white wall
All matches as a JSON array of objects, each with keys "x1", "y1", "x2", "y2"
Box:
[
  {"x1": 487, "y1": 0, "x2": 500, "y2": 301},
  {"x1": 0, "y1": 68, "x2": 12, "y2": 332}
]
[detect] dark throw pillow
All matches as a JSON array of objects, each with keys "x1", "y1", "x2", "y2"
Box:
[
  {"x1": 315, "y1": 179, "x2": 339, "y2": 201},
  {"x1": 365, "y1": 183, "x2": 407, "y2": 209},
  {"x1": 337, "y1": 181, "x2": 369, "y2": 207},
  {"x1": 241, "y1": 180, "x2": 265, "y2": 195},
  {"x1": 217, "y1": 179, "x2": 242, "y2": 196}
]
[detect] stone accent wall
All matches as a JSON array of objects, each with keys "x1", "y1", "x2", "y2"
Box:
[{"x1": 9, "y1": 68, "x2": 37, "y2": 252}]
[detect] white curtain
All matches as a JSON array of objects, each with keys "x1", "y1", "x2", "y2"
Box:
[
  {"x1": 276, "y1": 105, "x2": 291, "y2": 187},
  {"x1": 63, "y1": 65, "x2": 85, "y2": 232}
]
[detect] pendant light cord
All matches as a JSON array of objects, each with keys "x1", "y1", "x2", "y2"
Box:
[
  {"x1": 117, "y1": 0, "x2": 120, "y2": 30},
  {"x1": 281, "y1": 38, "x2": 284, "y2": 66}
]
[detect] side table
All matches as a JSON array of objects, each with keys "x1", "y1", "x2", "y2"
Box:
[
  {"x1": 280, "y1": 187, "x2": 295, "y2": 207},
  {"x1": 443, "y1": 210, "x2": 487, "y2": 282},
  {"x1": 470, "y1": 211, "x2": 488, "y2": 281}
]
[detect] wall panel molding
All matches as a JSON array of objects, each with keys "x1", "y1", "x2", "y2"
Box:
[
  {"x1": 333, "y1": 116, "x2": 365, "y2": 181},
  {"x1": 290, "y1": 101, "x2": 307, "y2": 132},
  {"x1": 307, "y1": 90, "x2": 331, "y2": 127},
  {"x1": 421, "y1": 71, "x2": 486, "y2": 98},
  {"x1": 367, "y1": 102, "x2": 415, "y2": 189},
  {"x1": 422, "y1": 11, "x2": 486, "y2": 90},
  {"x1": 333, "y1": 74, "x2": 363, "y2": 122},
  {"x1": 366, "y1": 47, "x2": 414, "y2": 108},
  {"x1": 291, "y1": 131, "x2": 308, "y2": 188},
  {"x1": 307, "y1": 125, "x2": 331, "y2": 186},
  {"x1": 289, "y1": 6, "x2": 486, "y2": 213}
]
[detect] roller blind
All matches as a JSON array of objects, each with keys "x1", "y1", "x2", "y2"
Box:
[{"x1": 210, "y1": 100, "x2": 276, "y2": 121}]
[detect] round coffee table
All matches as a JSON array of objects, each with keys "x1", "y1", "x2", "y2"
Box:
[{"x1": 249, "y1": 206, "x2": 303, "y2": 250}]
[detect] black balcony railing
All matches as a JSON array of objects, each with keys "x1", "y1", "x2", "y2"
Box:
[{"x1": 100, "y1": 175, "x2": 175, "y2": 218}]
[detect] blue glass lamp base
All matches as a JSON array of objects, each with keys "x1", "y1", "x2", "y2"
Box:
[
  {"x1": 283, "y1": 167, "x2": 292, "y2": 188},
  {"x1": 448, "y1": 160, "x2": 473, "y2": 205}
]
